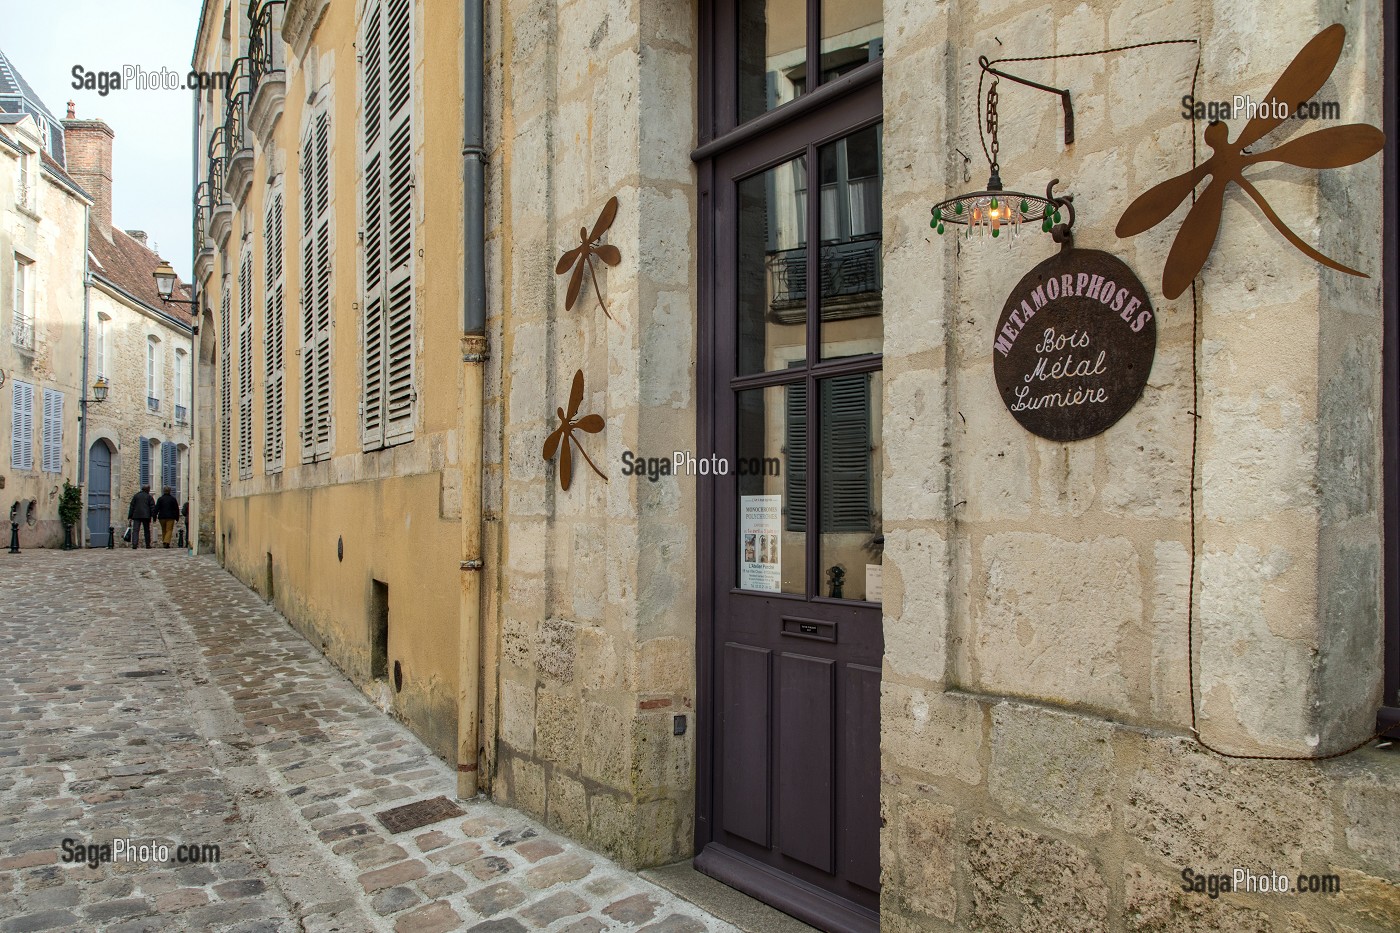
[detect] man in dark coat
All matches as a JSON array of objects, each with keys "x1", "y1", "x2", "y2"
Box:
[
  {"x1": 128, "y1": 485, "x2": 156, "y2": 549},
  {"x1": 155, "y1": 487, "x2": 181, "y2": 549}
]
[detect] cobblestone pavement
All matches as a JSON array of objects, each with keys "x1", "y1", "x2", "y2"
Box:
[{"x1": 0, "y1": 550, "x2": 736, "y2": 933}]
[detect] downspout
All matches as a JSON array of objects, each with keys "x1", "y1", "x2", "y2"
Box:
[
  {"x1": 458, "y1": 0, "x2": 487, "y2": 799},
  {"x1": 78, "y1": 204, "x2": 92, "y2": 547},
  {"x1": 189, "y1": 81, "x2": 201, "y2": 555}
]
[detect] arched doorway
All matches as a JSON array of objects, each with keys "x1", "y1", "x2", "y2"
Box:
[{"x1": 88, "y1": 440, "x2": 113, "y2": 546}]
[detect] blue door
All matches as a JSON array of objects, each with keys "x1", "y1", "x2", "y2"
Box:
[{"x1": 87, "y1": 441, "x2": 112, "y2": 546}]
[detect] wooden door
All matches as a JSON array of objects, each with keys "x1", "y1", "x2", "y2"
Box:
[{"x1": 87, "y1": 441, "x2": 111, "y2": 546}]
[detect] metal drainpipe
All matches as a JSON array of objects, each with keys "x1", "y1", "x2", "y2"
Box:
[
  {"x1": 188, "y1": 65, "x2": 201, "y2": 555},
  {"x1": 458, "y1": 0, "x2": 487, "y2": 799},
  {"x1": 77, "y1": 205, "x2": 92, "y2": 547}
]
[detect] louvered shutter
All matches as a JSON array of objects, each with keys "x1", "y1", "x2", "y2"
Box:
[
  {"x1": 238, "y1": 251, "x2": 255, "y2": 478},
  {"x1": 820, "y1": 373, "x2": 872, "y2": 532},
  {"x1": 41, "y1": 389, "x2": 62, "y2": 473},
  {"x1": 784, "y1": 382, "x2": 807, "y2": 532},
  {"x1": 361, "y1": 0, "x2": 414, "y2": 449},
  {"x1": 220, "y1": 284, "x2": 232, "y2": 482},
  {"x1": 361, "y1": 0, "x2": 386, "y2": 449},
  {"x1": 10, "y1": 380, "x2": 33, "y2": 471},
  {"x1": 264, "y1": 191, "x2": 285, "y2": 472},
  {"x1": 139, "y1": 434, "x2": 150, "y2": 488},
  {"x1": 300, "y1": 133, "x2": 317, "y2": 463},
  {"x1": 162, "y1": 441, "x2": 179, "y2": 500}
]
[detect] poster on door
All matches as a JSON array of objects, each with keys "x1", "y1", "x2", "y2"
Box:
[{"x1": 740, "y1": 495, "x2": 781, "y2": 593}]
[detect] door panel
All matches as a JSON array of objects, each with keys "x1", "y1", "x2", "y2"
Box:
[
  {"x1": 87, "y1": 442, "x2": 111, "y2": 546},
  {"x1": 841, "y1": 662, "x2": 881, "y2": 892},
  {"x1": 722, "y1": 642, "x2": 772, "y2": 846},
  {"x1": 777, "y1": 652, "x2": 834, "y2": 872}
]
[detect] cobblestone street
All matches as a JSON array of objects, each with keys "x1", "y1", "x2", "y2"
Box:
[{"x1": 0, "y1": 551, "x2": 735, "y2": 933}]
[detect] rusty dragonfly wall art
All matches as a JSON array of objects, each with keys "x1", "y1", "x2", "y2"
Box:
[
  {"x1": 556, "y1": 196, "x2": 622, "y2": 319},
  {"x1": 1116, "y1": 24, "x2": 1384, "y2": 300},
  {"x1": 543, "y1": 369, "x2": 608, "y2": 491}
]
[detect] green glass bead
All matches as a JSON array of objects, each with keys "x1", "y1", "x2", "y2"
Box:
[
  {"x1": 989, "y1": 197, "x2": 998, "y2": 209},
  {"x1": 1053, "y1": 209, "x2": 1062, "y2": 223},
  {"x1": 1020, "y1": 199, "x2": 1030, "y2": 213},
  {"x1": 991, "y1": 227, "x2": 1000, "y2": 238},
  {"x1": 937, "y1": 223, "x2": 945, "y2": 234},
  {"x1": 933, "y1": 207, "x2": 942, "y2": 222},
  {"x1": 955, "y1": 201, "x2": 964, "y2": 215}
]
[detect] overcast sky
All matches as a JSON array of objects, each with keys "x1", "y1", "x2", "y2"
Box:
[{"x1": 1, "y1": 0, "x2": 202, "y2": 279}]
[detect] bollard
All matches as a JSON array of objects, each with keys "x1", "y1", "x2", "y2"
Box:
[
  {"x1": 7, "y1": 521, "x2": 18, "y2": 554},
  {"x1": 107, "y1": 526, "x2": 115, "y2": 550}
]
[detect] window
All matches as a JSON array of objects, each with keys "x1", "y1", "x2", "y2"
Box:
[
  {"x1": 95, "y1": 314, "x2": 109, "y2": 378},
  {"x1": 220, "y1": 282, "x2": 232, "y2": 483},
  {"x1": 12, "y1": 256, "x2": 33, "y2": 350},
  {"x1": 360, "y1": 0, "x2": 416, "y2": 450},
  {"x1": 300, "y1": 108, "x2": 333, "y2": 463},
  {"x1": 265, "y1": 189, "x2": 285, "y2": 472},
  {"x1": 238, "y1": 249, "x2": 254, "y2": 479},
  {"x1": 40, "y1": 388, "x2": 63, "y2": 474},
  {"x1": 174, "y1": 349, "x2": 187, "y2": 422},
  {"x1": 10, "y1": 380, "x2": 34, "y2": 470},
  {"x1": 146, "y1": 336, "x2": 161, "y2": 410},
  {"x1": 162, "y1": 441, "x2": 180, "y2": 500},
  {"x1": 17, "y1": 146, "x2": 34, "y2": 210}
]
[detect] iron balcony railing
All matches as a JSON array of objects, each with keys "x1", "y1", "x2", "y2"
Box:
[
  {"x1": 247, "y1": 0, "x2": 286, "y2": 98},
  {"x1": 175, "y1": 405, "x2": 188, "y2": 424},
  {"x1": 147, "y1": 397, "x2": 161, "y2": 412},
  {"x1": 767, "y1": 237, "x2": 883, "y2": 308},
  {"x1": 207, "y1": 125, "x2": 228, "y2": 201},
  {"x1": 224, "y1": 57, "x2": 252, "y2": 157},
  {"x1": 11, "y1": 312, "x2": 34, "y2": 350}
]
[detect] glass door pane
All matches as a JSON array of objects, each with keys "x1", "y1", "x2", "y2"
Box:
[
  {"x1": 738, "y1": 155, "x2": 809, "y2": 375},
  {"x1": 819, "y1": 124, "x2": 882, "y2": 361},
  {"x1": 736, "y1": 384, "x2": 807, "y2": 595},
  {"x1": 818, "y1": 370, "x2": 881, "y2": 601},
  {"x1": 820, "y1": 0, "x2": 882, "y2": 83},
  {"x1": 738, "y1": 0, "x2": 808, "y2": 123}
]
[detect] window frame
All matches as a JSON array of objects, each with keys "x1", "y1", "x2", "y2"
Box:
[
  {"x1": 12, "y1": 255, "x2": 33, "y2": 350},
  {"x1": 146, "y1": 335, "x2": 162, "y2": 410}
]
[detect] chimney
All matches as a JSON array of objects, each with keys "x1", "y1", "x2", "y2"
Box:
[
  {"x1": 62, "y1": 109, "x2": 115, "y2": 235},
  {"x1": 125, "y1": 230, "x2": 148, "y2": 247}
]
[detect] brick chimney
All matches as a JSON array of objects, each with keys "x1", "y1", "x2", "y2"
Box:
[
  {"x1": 125, "y1": 230, "x2": 148, "y2": 247},
  {"x1": 62, "y1": 111, "x2": 115, "y2": 235}
]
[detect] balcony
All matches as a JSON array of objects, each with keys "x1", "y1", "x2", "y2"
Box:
[
  {"x1": 11, "y1": 313, "x2": 34, "y2": 351},
  {"x1": 193, "y1": 183, "x2": 216, "y2": 285},
  {"x1": 206, "y1": 127, "x2": 234, "y2": 250},
  {"x1": 175, "y1": 405, "x2": 188, "y2": 425},
  {"x1": 224, "y1": 59, "x2": 255, "y2": 207},
  {"x1": 766, "y1": 237, "x2": 883, "y2": 325},
  {"x1": 248, "y1": 0, "x2": 287, "y2": 144},
  {"x1": 147, "y1": 397, "x2": 161, "y2": 412}
]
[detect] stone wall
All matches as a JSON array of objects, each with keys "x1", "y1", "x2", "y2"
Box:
[
  {"x1": 487, "y1": 0, "x2": 700, "y2": 869},
  {"x1": 878, "y1": 0, "x2": 1399, "y2": 929}
]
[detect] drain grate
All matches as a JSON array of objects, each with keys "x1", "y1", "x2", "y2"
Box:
[{"x1": 374, "y1": 795, "x2": 465, "y2": 834}]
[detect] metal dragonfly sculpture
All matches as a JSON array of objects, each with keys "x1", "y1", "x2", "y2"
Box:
[
  {"x1": 1116, "y1": 23, "x2": 1385, "y2": 300},
  {"x1": 556, "y1": 196, "x2": 622, "y2": 318},
  {"x1": 543, "y1": 369, "x2": 608, "y2": 491}
]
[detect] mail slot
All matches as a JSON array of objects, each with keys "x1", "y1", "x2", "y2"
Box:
[{"x1": 780, "y1": 617, "x2": 836, "y2": 643}]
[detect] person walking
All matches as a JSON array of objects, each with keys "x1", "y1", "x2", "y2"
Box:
[
  {"x1": 127, "y1": 485, "x2": 156, "y2": 550},
  {"x1": 155, "y1": 487, "x2": 181, "y2": 549}
]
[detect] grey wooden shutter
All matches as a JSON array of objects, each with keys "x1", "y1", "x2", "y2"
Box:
[
  {"x1": 820, "y1": 373, "x2": 872, "y2": 532},
  {"x1": 361, "y1": 0, "x2": 386, "y2": 449},
  {"x1": 300, "y1": 131, "x2": 317, "y2": 463},
  {"x1": 238, "y1": 250, "x2": 255, "y2": 479},
  {"x1": 312, "y1": 111, "x2": 334, "y2": 459},
  {"x1": 361, "y1": 0, "x2": 414, "y2": 449},
  {"x1": 41, "y1": 388, "x2": 62, "y2": 473},
  {"x1": 220, "y1": 284, "x2": 232, "y2": 482},
  {"x1": 784, "y1": 382, "x2": 807, "y2": 532},
  {"x1": 162, "y1": 441, "x2": 179, "y2": 499},
  {"x1": 10, "y1": 380, "x2": 33, "y2": 471},
  {"x1": 264, "y1": 190, "x2": 285, "y2": 471},
  {"x1": 139, "y1": 434, "x2": 150, "y2": 488}
]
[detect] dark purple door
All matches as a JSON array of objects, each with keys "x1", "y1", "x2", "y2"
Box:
[{"x1": 696, "y1": 76, "x2": 884, "y2": 933}]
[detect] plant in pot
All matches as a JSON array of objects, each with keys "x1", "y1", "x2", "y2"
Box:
[{"x1": 58, "y1": 480, "x2": 83, "y2": 550}]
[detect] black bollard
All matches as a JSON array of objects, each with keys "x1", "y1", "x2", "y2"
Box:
[
  {"x1": 107, "y1": 526, "x2": 115, "y2": 550},
  {"x1": 8, "y1": 521, "x2": 18, "y2": 554}
]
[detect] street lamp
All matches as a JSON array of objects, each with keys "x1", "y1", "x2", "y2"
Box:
[
  {"x1": 83, "y1": 376, "x2": 109, "y2": 405},
  {"x1": 153, "y1": 262, "x2": 199, "y2": 308}
]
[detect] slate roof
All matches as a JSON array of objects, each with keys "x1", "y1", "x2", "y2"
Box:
[
  {"x1": 0, "y1": 47, "x2": 66, "y2": 164},
  {"x1": 88, "y1": 222, "x2": 194, "y2": 326}
]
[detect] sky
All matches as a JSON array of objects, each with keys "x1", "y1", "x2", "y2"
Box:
[{"x1": 1, "y1": 0, "x2": 203, "y2": 279}]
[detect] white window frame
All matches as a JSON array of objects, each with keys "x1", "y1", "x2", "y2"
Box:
[
  {"x1": 95, "y1": 313, "x2": 109, "y2": 378},
  {"x1": 12, "y1": 256, "x2": 33, "y2": 350},
  {"x1": 146, "y1": 336, "x2": 162, "y2": 410}
]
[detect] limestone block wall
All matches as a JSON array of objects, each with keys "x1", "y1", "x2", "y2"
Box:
[
  {"x1": 487, "y1": 0, "x2": 700, "y2": 869},
  {"x1": 878, "y1": 0, "x2": 1398, "y2": 929}
]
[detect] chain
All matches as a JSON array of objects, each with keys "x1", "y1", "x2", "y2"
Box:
[{"x1": 985, "y1": 81, "x2": 1000, "y2": 174}]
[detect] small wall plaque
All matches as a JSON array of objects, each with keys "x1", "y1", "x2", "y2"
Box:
[{"x1": 992, "y1": 247, "x2": 1156, "y2": 441}]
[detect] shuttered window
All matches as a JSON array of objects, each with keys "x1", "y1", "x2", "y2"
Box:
[
  {"x1": 40, "y1": 388, "x2": 63, "y2": 473},
  {"x1": 783, "y1": 372, "x2": 871, "y2": 533},
  {"x1": 265, "y1": 190, "x2": 286, "y2": 472},
  {"x1": 10, "y1": 380, "x2": 33, "y2": 470},
  {"x1": 301, "y1": 109, "x2": 334, "y2": 463},
  {"x1": 238, "y1": 250, "x2": 255, "y2": 479},
  {"x1": 360, "y1": 0, "x2": 415, "y2": 450},
  {"x1": 220, "y1": 283, "x2": 232, "y2": 483},
  {"x1": 139, "y1": 434, "x2": 151, "y2": 488},
  {"x1": 162, "y1": 441, "x2": 179, "y2": 500}
]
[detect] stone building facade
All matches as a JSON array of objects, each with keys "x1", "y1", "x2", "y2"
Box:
[
  {"x1": 195, "y1": 0, "x2": 1400, "y2": 930},
  {"x1": 0, "y1": 107, "x2": 87, "y2": 549},
  {"x1": 64, "y1": 114, "x2": 196, "y2": 547}
]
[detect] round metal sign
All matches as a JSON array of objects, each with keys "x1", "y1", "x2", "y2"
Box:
[{"x1": 992, "y1": 247, "x2": 1156, "y2": 441}]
